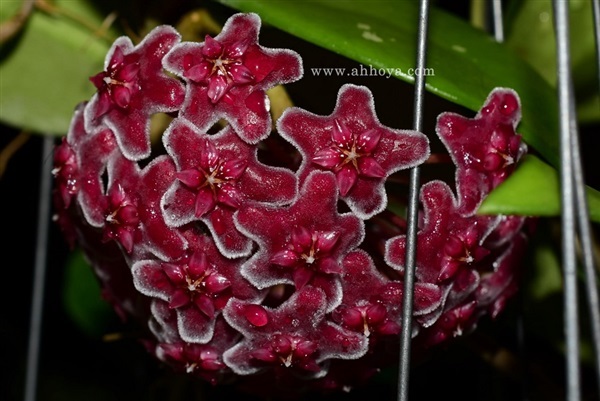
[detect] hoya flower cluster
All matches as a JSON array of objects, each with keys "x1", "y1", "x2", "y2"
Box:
[{"x1": 53, "y1": 12, "x2": 530, "y2": 394}]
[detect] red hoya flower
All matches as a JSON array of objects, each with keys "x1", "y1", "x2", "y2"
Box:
[
  {"x1": 133, "y1": 234, "x2": 261, "y2": 343},
  {"x1": 86, "y1": 25, "x2": 186, "y2": 161},
  {"x1": 235, "y1": 171, "x2": 364, "y2": 311},
  {"x1": 163, "y1": 13, "x2": 303, "y2": 144},
  {"x1": 161, "y1": 118, "x2": 297, "y2": 257},
  {"x1": 53, "y1": 11, "x2": 532, "y2": 397},
  {"x1": 436, "y1": 88, "x2": 526, "y2": 215},
  {"x1": 278, "y1": 84, "x2": 429, "y2": 219},
  {"x1": 222, "y1": 286, "x2": 368, "y2": 377}
]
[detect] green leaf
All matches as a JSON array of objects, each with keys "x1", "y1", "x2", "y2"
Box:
[
  {"x1": 478, "y1": 154, "x2": 600, "y2": 222},
  {"x1": 0, "y1": 0, "x2": 114, "y2": 135},
  {"x1": 0, "y1": 0, "x2": 21, "y2": 21},
  {"x1": 63, "y1": 249, "x2": 115, "y2": 337},
  {"x1": 506, "y1": 0, "x2": 599, "y2": 122},
  {"x1": 217, "y1": 0, "x2": 560, "y2": 168},
  {"x1": 217, "y1": 0, "x2": 600, "y2": 220}
]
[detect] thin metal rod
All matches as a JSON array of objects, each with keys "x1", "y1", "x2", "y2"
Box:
[
  {"x1": 569, "y1": 91, "x2": 600, "y2": 397},
  {"x1": 397, "y1": 1, "x2": 429, "y2": 401},
  {"x1": 24, "y1": 136, "x2": 54, "y2": 401},
  {"x1": 490, "y1": 3, "x2": 530, "y2": 400},
  {"x1": 491, "y1": 0, "x2": 504, "y2": 42},
  {"x1": 586, "y1": 0, "x2": 600, "y2": 395},
  {"x1": 553, "y1": 1, "x2": 581, "y2": 400},
  {"x1": 592, "y1": 0, "x2": 600, "y2": 95}
]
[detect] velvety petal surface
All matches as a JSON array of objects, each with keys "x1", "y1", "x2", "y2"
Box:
[
  {"x1": 235, "y1": 171, "x2": 364, "y2": 311},
  {"x1": 278, "y1": 84, "x2": 429, "y2": 219},
  {"x1": 85, "y1": 25, "x2": 185, "y2": 161},
  {"x1": 161, "y1": 119, "x2": 297, "y2": 257},
  {"x1": 163, "y1": 13, "x2": 303, "y2": 144},
  {"x1": 133, "y1": 234, "x2": 262, "y2": 343},
  {"x1": 222, "y1": 286, "x2": 368, "y2": 377},
  {"x1": 436, "y1": 88, "x2": 526, "y2": 215}
]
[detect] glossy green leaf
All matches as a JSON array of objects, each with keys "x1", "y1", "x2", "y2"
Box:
[
  {"x1": 506, "y1": 0, "x2": 599, "y2": 122},
  {"x1": 218, "y1": 0, "x2": 560, "y2": 168},
  {"x1": 63, "y1": 249, "x2": 115, "y2": 337},
  {"x1": 1, "y1": 0, "x2": 21, "y2": 21},
  {"x1": 478, "y1": 154, "x2": 600, "y2": 222},
  {"x1": 218, "y1": 0, "x2": 600, "y2": 220},
  {"x1": 0, "y1": 0, "x2": 114, "y2": 135},
  {"x1": 506, "y1": 0, "x2": 596, "y2": 88}
]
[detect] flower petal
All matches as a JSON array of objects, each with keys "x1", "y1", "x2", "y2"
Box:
[
  {"x1": 332, "y1": 119, "x2": 353, "y2": 146},
  {"x1": 336, "y1": 166, "x2": 358, "y2": 196},
  {"x1": 271, "y1": 250, "x2": 299, "y2": 267},
  {"x1": 184, "y1": 63, "x2": 210, "y2": 83},
  {"x1": 313, "y1": 148, "x2": 342, "y2": 169},
  {"x1": 207, "y1": 75, "x2": 228, "y2": 104},
  {"x1": 357, "y1": 157, "x2": 386, "y2": 178},
  {"x1": 202, "y1": 35, "x2": 223, "y2": 58},
  {"x1": 229, "y1": 64, "x2": 254, "y2": 84},
  {"x1": 195, "y1": 294, "x2": 216, "y2": 318},
  {"x1": 195, "y1": 187, "x2": 216, "y2": 217},
  {"x1": 357, "y1": 128, "x2": 381, "y2": 153}
]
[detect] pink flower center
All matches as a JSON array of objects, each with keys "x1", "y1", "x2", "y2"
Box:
[
  {"x1": 272, "y1": 334, "x2": 317, "y2": 368},
  {"x1": 90, "y1": 47, "x2": 140, "y2": 111},
  {"x1": 483, "y1": 124, "x2": 522, "y2": 173},
  {"x1": 164, "y1": 257, "x2": 231, "y2": 315},
  {"x1": 251, "y1": 334, "x2": 319, "y2": 370},
  {"x1": 312, "y1": 120, "x2": 385, "y2": 195},
  {"x1": 271, "y1": 228, "x2": 341, "y2": 289},
  {"x1": 184, "y1": 36, "x2": 255, "y2": 103},
  {"x1": 272, "y1": 228, "x2": 340, "y2": 272},
  {"x1": 176, "y1": 141, "x2": 247, "y2": 217},
  {"x1": 438, "y1": 229, "x2": 490, "y2": 282},
  {"x1": 105, "y1": 184, "x2": 139, "y2": 227},
  {"x1": 340, "y1": 303, "x2": 387, "y2": 336}
]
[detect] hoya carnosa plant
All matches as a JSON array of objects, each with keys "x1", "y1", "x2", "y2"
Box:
[{"x1": 52, "y1": 11, "x2": 532, "y2": 397}]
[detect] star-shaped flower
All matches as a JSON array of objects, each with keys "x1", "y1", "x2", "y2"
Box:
[
  {"x1": 415, "y1": 301, "x2": 478, "y2": 348},
  {"x1": 85, "y1": 25, "x2": 186, "y2": 161},
  {"x1": 163, "y1": 13, "x2": 303, "y2": 144},
  {"x1": 152, "y1": 307, "x2": 240, "y2": 385},
  {"x1": 133, "y1": 234, "x2": 262, "y2": 343},
  {"x1": 277, "y1": 84, "x2": 429, "y2": 219},
  {"x1": 234, "y1": 171, "x2": 364, "y2": 311},
  {"x1": 52, "y1": 103, "x2": 119, "y2": 227},
  {"x1": 53, "y1": 137, "x2": 79, "y2": 208},
  {"x1": 222, "y1": 286, "x2": 368, "y2": 377},
  {"x1": 102, "y1": 181, "x2": 140, "y2": 253},
  {"x1": 476, "y1": 231, "x2": 528, "y2": 318},
  {"x1": 99, "y1": 154, "x2": 187, "y2": 259},
  {"x1": 160, "y1": 118, "x2": 297, "y2": 258},
  {"x1": 385, "y1": 180, "x2": 492, "y2": 284},
  {"x1": 436, "y1": 88, "x2": 526, "y2": 215},
  {"x1": 333, "y1": 250, "x2": 444, "y2": 338}
]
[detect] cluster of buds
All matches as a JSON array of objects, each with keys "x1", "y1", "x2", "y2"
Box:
[{"x1": 53, "y1": 12, "x2": 531, "y2": 395}]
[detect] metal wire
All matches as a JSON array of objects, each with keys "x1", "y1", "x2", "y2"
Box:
[
  {"x1": 566, "y1": 3, "x2": 600, "y2": 389},
  {"x1": 397, "y1": 1, "x2": 429, "y2": 400},
  {"x1": 593, "y1": 0, "x2": 600, "y2": 96},
  {"x1": 24, "y1": 136, "x2": 54, "y2": 401},
  {"x1": 587, "y1": 3, "x2": 600, "y2": 396},
  {"x1": 554, "y1": 1, "x2": 582, "y2": 399},
  {"x1": 570, "y1": 89, "x2": 600, "y2": 398},
  {"x1": 491, "y1": 0, "x2": 504, "y2": 42},
  {"x1": 489, "y1": 3, "x2": 531, "y2": 400}
]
